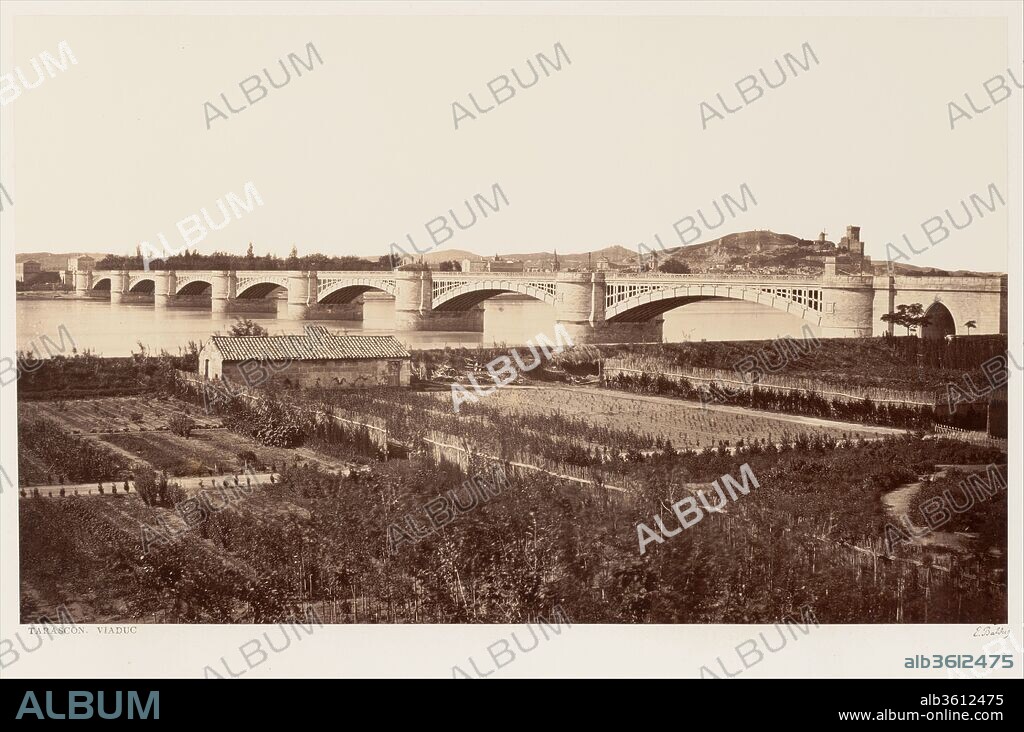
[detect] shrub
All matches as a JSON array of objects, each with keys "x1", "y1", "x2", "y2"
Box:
[
  {"x1": 168, "y1": 413, "x2": 196, "y2": 439},
  {"x1": 134, "y1": 468, "x2": 178, "y2": 507}
]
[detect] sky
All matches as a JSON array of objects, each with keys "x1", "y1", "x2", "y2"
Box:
[{"x1": 3, "y1": 8, "x2": 1015, "y2": 272}]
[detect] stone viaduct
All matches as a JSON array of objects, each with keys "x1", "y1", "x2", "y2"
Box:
[{"x1": 77, "y1": 264, "x2": 1006, "y2": 343}]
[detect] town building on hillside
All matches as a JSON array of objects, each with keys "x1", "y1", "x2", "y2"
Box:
[
  {"x1": 461, "y1": 253, "x2": 525, "y2": 273},
  {"x1": 203, "y1": 325, "x2": 412, "y2": 388},
  {"x1": 16, "y1": 260, "x2": 41, "y2": 282},
  {"x1": 61, "y1": 254, "x2": 96, "y2": 286},
  {"x1": 67, "y1": 255, "x2": 96, "y2": 272}
]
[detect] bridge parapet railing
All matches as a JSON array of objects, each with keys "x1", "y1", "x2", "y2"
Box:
[
  {"x1": 433, "y1": 271, "x2": 829, "y2": 283},
  {"x1": 607, "y1": 272, "x2": 826, "y2": 283},
  {"x1": 102, "y1": 268, "x2": 834, "y2": 284},
  {"x1": 315, "y1": 270, "x2": 403, "y2": 278},
  {"x1": 431, "y1": 272, "x2": 558, "y2": 280}
]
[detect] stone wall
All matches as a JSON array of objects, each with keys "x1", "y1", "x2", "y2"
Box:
[{"x1": 210, "y1": 357, "x2": 411, "y2": 389}]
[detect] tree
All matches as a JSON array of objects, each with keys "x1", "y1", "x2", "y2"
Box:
[
  {"x1": 229, "y1": 318, "x2": 269, "y2": 337},
  {"x1": 439, "y1": 260, "x2": 462, "y2": 271},
  {"x1": 169, "y1": 412, "x2": 196, "y2": 439},
  {"x1": 880, "y1": 303, "x2": 930, "y2": 336},
  {"x1": 246, "y1": 242, "x2": 255, "y2": 259},
  {"x1": 964, "y1": 320, "x2": 977, "y2": 335},
  {"x1": 659, "y1": 259, "x2": 691, "y2": 274},
  {"x1": 237, "y1": 449, "x2": 257, "y2": 470},
  {"x1": 379, "y1": 253, "x2": 402, "y2": 270},
  {"x1": 134, "y1": 468, "x2": 159, "y2": 506}
]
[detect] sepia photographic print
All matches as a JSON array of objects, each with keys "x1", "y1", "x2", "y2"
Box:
[{"x1": 1, "y1": 0, "x2": 1020, "y2": 684}]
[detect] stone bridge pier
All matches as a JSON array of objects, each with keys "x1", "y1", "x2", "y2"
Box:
[
  {"x1": 555, "y1": 271, "x2": 663, "y2": 344},
  {"x1": 394, "y1": 270, "x2": 486, "y2": 332},
  {"x1": 818, "y1": 267, "x2": 876, "y2": 339},
  {"x1": 284, "y1": 271, "x2": 313, "y2": 319},
  {"x1": 108, "y1": 271, "x2": 127, "y2": 305},
  {"x1": 211, "y1": 271, "x2": 233, "y2": 314},
  {"x1": 74, "y1": 270, "x2": 93, "y2": 296},
  {"x1": 154, "y1": 271, "x2": 176, "y2": 308}
]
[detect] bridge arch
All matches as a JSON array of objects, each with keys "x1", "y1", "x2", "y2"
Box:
[
  {"x1": 431, "y1": 278, "x2": 558, "y2": 311},
  {"x1": 128, "y1": 276, "x2": 155, "y2": 293},
  {"x1": 175, "y1": 278, "x2": 213, "y2": 296},
  {"x1": 317, "y1": 276, "x2": 398, "y2": 304},
  {"x1": 605, "y1": 283, "x2": 823, "y2": 325},
  {"x1": 91, "y1": 277, "x2": 112, "y2": 291},
  {"x1": 922, "y1": 301, "x2": 956, "y2": 339},
  {"x1": 235, "y1": 275, "x2": 289, "y2": 300}
]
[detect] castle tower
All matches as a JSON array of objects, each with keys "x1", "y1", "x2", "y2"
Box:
[{"x1": 846, "y1": 225, "x2": 864, "y2": 257}]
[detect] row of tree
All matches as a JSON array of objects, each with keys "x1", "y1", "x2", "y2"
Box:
[
  {"x1": 98, "y1": 245, "x2": 391, "y2": 272},
  {"x1": 96, "y1": 248, "x2": 465, "y2": 273}
]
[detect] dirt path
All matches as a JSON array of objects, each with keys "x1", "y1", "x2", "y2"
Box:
[
  {"x1": 881, "y1": 466, "x2": 986, "y2": 552},
  {"x1": 19, "y1": 472, "x2": 281, "y2": 498}
]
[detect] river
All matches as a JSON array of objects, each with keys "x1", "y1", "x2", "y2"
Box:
[{"x1": 16, "y1": 296, "x2": 820, "y2": 357}]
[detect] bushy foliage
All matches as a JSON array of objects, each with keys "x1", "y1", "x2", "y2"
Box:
[
  {"x1": 168, "y1": 412, "x2": 195, "y2": 438},
  {"x1": 225, "y1": 397, "x2": 309, "y2": 447},
  {"x1": 606, "y1": 371, "x2": 950, "y2": 430},
  {"x1": 228, "y1": 318, "x2": 268, "y2": 337},
  {"x1": 133, "y1": 467, "x2": 184, "y2": 507},
  {"x1": 17, "y1": 416, "x2": 130, "y2": 485},
  {"x1": 17, "y1": 352, "x2": 191, "y2": 399},
  {"x1": 20, "y1": 434, "x2": 1005, "y2": 624}
]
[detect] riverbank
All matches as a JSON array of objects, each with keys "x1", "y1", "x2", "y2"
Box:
[{"x1": 16, "y1": 291, "x2": 78, "y2": 300}]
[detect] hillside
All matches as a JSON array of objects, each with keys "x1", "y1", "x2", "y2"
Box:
[
  {"x1": 661, "y1": 230, "x2": 828, "y2": 274},
  {"x1": 661, "y1": 231, "x2": 1000, "y2": 277}
]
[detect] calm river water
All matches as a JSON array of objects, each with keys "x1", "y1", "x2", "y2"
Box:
[{"x1": 16, "y1": 297, "x2": 818, "y2": 357}]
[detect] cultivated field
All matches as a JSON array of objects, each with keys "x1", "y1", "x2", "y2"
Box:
[
  {"x1": 27, "y1": 395, "x2": 222, "y2": 433},
  {"x1": 20, "y1": 437, "x2": 1007, "y2": 625},
  {"x1": 431, "y1": 386, "x2": 900, "y2": 449},
  {"x1": 16, "y1": 353, "x2": 1008, "y2": 626},
  {"x1": 18, "y1": 397, "x2": 351, "y2": 482}
]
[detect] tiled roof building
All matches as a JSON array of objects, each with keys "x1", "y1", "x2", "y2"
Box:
[{"x1": 203, "y1": 325, "x2": 412, "y2": 388}]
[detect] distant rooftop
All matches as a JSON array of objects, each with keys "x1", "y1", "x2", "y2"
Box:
[{"x1": 209, "y1": 325, "x2": 410, "y2": 361}]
